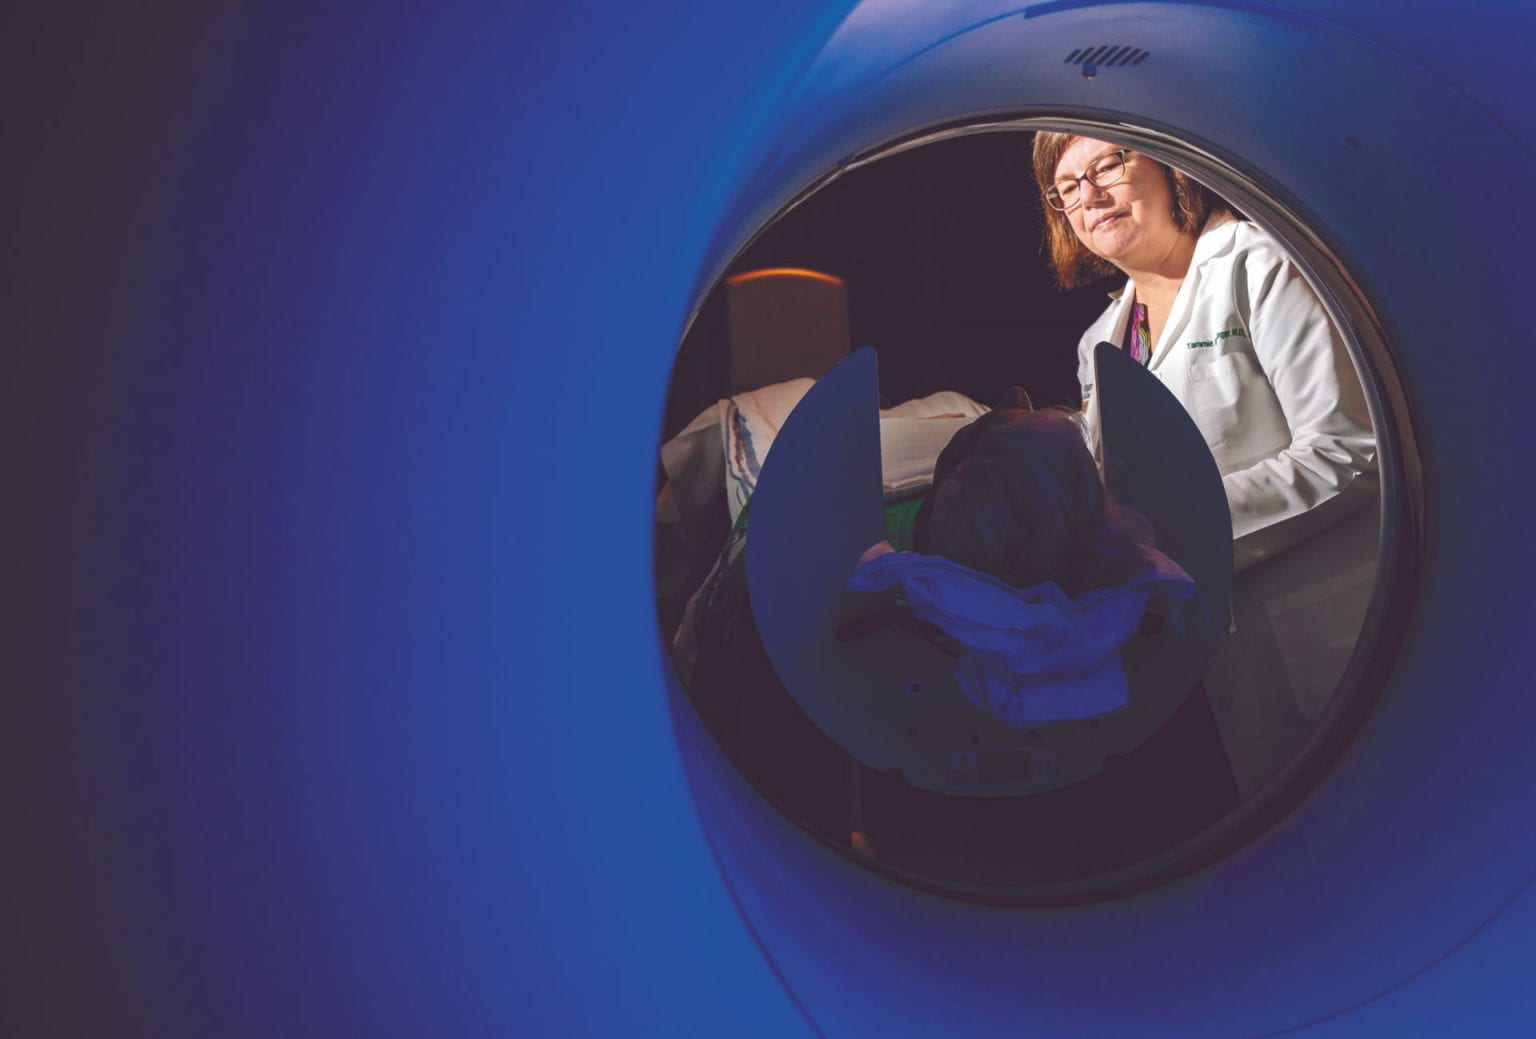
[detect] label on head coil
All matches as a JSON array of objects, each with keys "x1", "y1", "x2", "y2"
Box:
[{"x1": 948, "y1": 747, "x2": 1058, "y2": 790}]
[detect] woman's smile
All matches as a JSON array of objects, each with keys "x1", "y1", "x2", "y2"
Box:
[{"x1": 1089, "y1": 211, "x2": 1126, "y2": 232}]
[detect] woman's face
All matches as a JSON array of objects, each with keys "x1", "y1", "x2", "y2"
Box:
[{"x1": 1052, "y1": 136, "x2": 1183, "y2": 272}]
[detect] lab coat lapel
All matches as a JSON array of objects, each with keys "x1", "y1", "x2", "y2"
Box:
[
  {"x1": 1149, "y1": 214, "x2": 1239, "y2": 372},
  {"x1": 1104, "y1": 285, "x2": 1135, "y2": 355},
  {"x1": 1148, "y1": 273, "x2": 1195, "y2": 372}
]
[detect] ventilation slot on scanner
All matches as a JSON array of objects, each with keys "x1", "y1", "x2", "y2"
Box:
[{"x1": 1064, "y1": 45, "x2": 1149, "y2": 67}]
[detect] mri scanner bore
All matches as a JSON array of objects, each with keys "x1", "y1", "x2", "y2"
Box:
[{"x1": 656, "y1": 127, "x2": 1384, "y2": 896}]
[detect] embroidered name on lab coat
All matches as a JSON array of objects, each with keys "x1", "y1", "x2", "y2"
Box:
[{"x1": 1186, "y1": 326, "x2": 1248, "y2": 349}]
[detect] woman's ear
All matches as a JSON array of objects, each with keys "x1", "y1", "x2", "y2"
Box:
[{"x1": 994, "y1": 386, "x2": 1034, "y2": 411}]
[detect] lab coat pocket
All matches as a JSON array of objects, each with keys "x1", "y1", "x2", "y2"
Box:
[{"x1": 1184, "y1": 353, "x2": 1252, "y2": 450}]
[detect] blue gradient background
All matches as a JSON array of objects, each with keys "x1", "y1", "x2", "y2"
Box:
[
  {"x1": 7, "y1": 2, "x2": 1536, "y2": 1036},
  {"x1": 6, "y1": 3, "x2": 848, "y2": 1034}
]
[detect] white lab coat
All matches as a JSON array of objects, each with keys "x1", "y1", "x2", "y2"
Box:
[{"x1": 1077, "y1": 214, "x2": 1379, "y2": 796}]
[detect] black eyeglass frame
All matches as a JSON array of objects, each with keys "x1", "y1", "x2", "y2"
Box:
[{"x1": 1044, "y1": 148, "x2": 1130, "y2": 211}]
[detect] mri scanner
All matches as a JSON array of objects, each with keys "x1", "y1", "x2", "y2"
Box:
[{"x1": 8, "y1": 1, "x2": 1536, "y2": 1035}]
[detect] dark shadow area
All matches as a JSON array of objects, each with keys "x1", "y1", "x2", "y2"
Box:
[{"x1": 663, "y1": 132, "x2": 1112, "y2": 441}]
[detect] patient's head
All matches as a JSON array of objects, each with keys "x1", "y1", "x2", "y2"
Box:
[{"x1": 916, "y1": 389, "x2": 1151, "y2": 598}]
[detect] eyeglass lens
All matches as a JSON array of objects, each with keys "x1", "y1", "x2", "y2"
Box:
[{"x1": 1051, "y1": 152, "x2": 1126, "y2": 209}]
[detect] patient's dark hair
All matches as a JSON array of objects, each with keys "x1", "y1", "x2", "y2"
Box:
[{"x1": 914, "y1": 390, "x2": 1153, "y2": 598}]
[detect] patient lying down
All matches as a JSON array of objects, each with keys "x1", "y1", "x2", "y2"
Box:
[
  {"x1": 681, "y1": 388, "x2": 1233, "y2": 874},
  {"x1": 846, "y1": 389, "x2": 1195, "y2": 725}
]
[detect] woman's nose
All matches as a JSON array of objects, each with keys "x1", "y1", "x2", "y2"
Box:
[{"x1": 1078, "y1": 178, "x2": 1112, "y2": 205}]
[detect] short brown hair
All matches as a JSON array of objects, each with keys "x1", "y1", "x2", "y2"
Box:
[
  {"x1": 916, "y1": 400, "x2": 1154, "y2": 599},
  {"x1": 1031, "y1": 132, "x2": 1231, "y2": 290}
]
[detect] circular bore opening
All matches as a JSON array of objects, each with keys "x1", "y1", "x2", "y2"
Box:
[{"x1": 656, "y1": 117, "x2": 1413, "y2": 904}]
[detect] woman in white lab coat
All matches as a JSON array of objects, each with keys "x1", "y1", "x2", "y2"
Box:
[{"x1": 1031, "y1": 133, "x2": 1379, "y2": 797}]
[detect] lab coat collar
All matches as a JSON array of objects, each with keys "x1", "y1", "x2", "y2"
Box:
[{"x1": 1188, "y1": 210, "x2": 1239, "y2": 266}]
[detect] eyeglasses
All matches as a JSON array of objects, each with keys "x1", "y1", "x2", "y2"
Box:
[{"x1": 1044, "y1": 149, "x2": 1129, "y2": 211}]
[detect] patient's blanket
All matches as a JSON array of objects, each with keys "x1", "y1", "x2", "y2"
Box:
[
  {"x1": 660, "y1": 378, "x2": 988, "y2": 532},
  {"x1": 847, "y1": 545, "x2": 1196, "y2": 725}
]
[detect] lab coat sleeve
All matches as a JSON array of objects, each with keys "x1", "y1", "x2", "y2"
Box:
[{"x1": 1226, "y1": 249, "x2": 1377, "y2": 570}]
